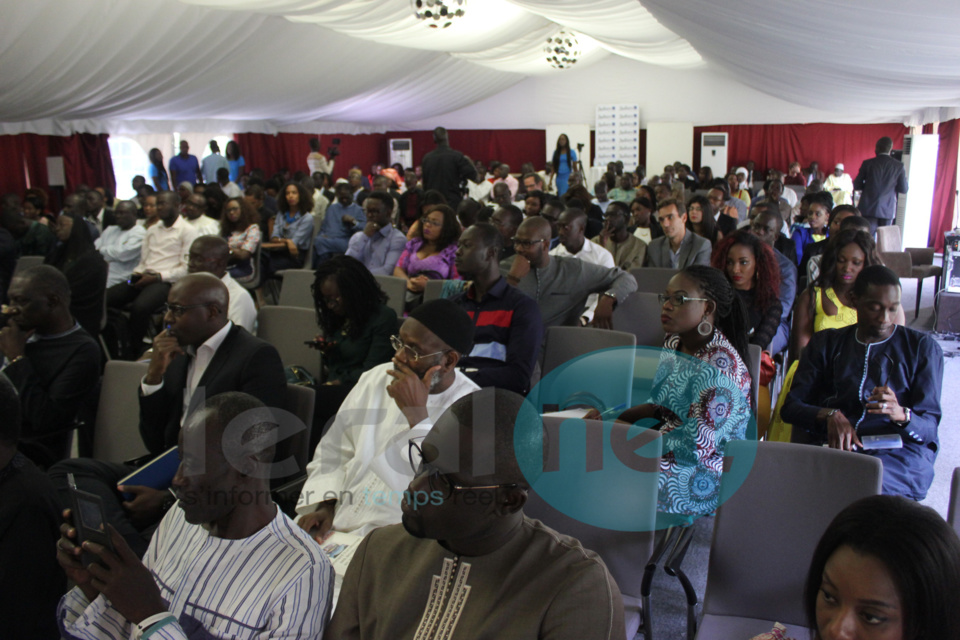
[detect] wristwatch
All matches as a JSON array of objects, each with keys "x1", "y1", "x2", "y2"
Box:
[{"x1": 892, "y1": 407, "x2": 912, "y2": 427}]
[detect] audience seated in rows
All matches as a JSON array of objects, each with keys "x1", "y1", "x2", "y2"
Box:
[
  {"x1": 310, "y1": 256, "x2": 398, "y2": 451},
  {"x1": 2, "y1": 266, "x2": 100, "y2": 468},
  {"x1": 219, "y1": 196, "x2": 261, "y2": 280},
  {"x1": 0, "y1": 372, "x2": 64, "y2": 639},
  {"x1": 784, "y1": 266, "x2": 943, "y2": 500},
  {"x1": 345, "y1": 191, "x2": 406, "y2": 275},
  {"x1": 106, "y1": 191, "x2": 197, "y2": 356},
  {"x1": 57, "y1": 392, "x2": 333, "y2": 639},
  {"x1": 644, "y1": 198, "x2": 712, "y2": 269},
  {"x1": 316, "y1": 182, "x2": 364, "y2": 266},
  {"x1": 329, "y1": 389, "x2": 626, "y2": 640},
  {"x1": 297, "y1": 299, "x2": 479, "y2": 541},
  {"x1": 394, "y1": 204, "x2": 460, "y2": 310},
  {"x1": 712, "y1": 230, "x2": 782, "y2": 353},
  {"x1": 506, "y1": 216, "x2": 636, "y2": 329},
  {"x1": 451, "y1": 223, "x2": 543, "y2": 395},
  {"x1": 51, "y1": 273, "x2": 285, "y2": 556},
  {"x1": 46, "y1": 212, "x2": 108, "y2": 338},
  {"x1": 592, "y1": 200, "x2": 647, "y2": 270},
  {"x1": 588, "y1": 265, "x2": 752, "y2": 526},
  {"x1": 96, "y1": 201, "x2": 146, "y2": 288},
  {"x1": 262, "y1": 181, "x2": 314, "y2": 277}
]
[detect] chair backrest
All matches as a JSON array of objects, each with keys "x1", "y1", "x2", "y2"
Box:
[
  {"x1": 423, "y1": 279, "x2": 446, "y2": 303},
  {"x1": 746, "y1": 343, "x2": 761, "y2": 410},
  {"x1": 13, "y1": 254, "x2": 44, "y2": 277},
  {"x1": 303, "y1": 212, "x2": 322, "y2": 269},
  {"x1": 611, "y1": 292, "x2": 666, "y2": 347},
  {"x1": 240, "y1": 243, "x2": 262, "y2": 291},
  {"x1": 949, "y1": 467, "x2": 960, "y2": 536},
  {"x1": 702, "y1": 441, "x2": 883, "y2": 626},
  {"x1": 525, "y1": 417, "x2": 662, "y2": 601},
  {"x1": 876, "y1": 225, "x2": 902, "y2": 252},
  {"x1": 538, "y1": 327, "x2": 636, "y2": 413},
  {"x1": 629, "y1": 268, "x2": 678, "y2": 294},
  {"x1": 92, "y1": 361, "x2": 151, "y2": 462},
  {"x1": 278, "y1": 269, "x2": 316, "y2": 308},
  {"x1": 256, "y1": 306, "x2": 321, "y2": 379},
  {"x1": 280, "y1": 383, "x2": 314, "y2": 480},
  {"x1": 374, "y1": 274, "x2": 407, "y2": 318}
]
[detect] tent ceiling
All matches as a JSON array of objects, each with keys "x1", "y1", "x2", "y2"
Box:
[{"x1": 1, "y1": 0, "x2": 959, "y2": 135}]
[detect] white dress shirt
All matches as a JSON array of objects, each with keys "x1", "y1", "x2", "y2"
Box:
[
  {"x1": 550, "y1": 239, "x2": 615, "y2": 321},
  {"x1": 221, "y1": 272, "x2": 256, "y2": 332},
  {"x1": 185, "y1": 214, "x2": 221, "y2": 237},
  {"x1": 135, "y1": 215, "x2": 198, "y2": 282},
  {"x1": 141, "y1": 321, "x2": 233, "y2": 423},
  {"x1": 95, "y1": 224, "x2": 146, "y2": 287}
]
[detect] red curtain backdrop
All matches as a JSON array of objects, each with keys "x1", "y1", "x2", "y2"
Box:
[
  {"x1": 692, "y1": 123, "x2": 908, "y2": 180},
  {"x1": 0, "y1": 133, "x2": 115, "y2": 210},
  {"x1": 930, "y1": 118, "x2": 959, "y2": 251},
  {"x1": 235, "y1": 130, "x2": 546, "y2": 180}
]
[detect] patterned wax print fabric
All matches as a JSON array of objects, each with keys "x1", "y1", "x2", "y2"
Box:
[{"x1": 651, "y1": 331, "x2": 751, "y2": 520}]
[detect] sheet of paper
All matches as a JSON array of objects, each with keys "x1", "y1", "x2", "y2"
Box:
[{"x1": 540, "y1": 408, "x2": 591, "y2": 419}]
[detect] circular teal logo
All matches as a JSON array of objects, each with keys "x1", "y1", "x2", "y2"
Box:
[{"x1": 516, "y1": 345, "x2": 758, "y2": 531}]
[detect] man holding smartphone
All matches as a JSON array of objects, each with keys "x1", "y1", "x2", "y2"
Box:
[{"x1": 57, "y1": 392, "x2": 334, "y2": 639}]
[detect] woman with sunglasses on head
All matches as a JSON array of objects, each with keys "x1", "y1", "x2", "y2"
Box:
[
  {"x1": 310, "y1": 255, "x2": 397, "y2": 451},
  {"x1": 587, "y1": 265, "x2": 752, "y2": 524},
  {"x1": 393, "y1": 204, "x2": 461, "y2": 311}
]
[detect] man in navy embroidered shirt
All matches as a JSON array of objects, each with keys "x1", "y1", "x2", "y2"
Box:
[
  {"x1": 325, "y1": 388, "x2": 624, "y2": 640},
  {"x1": 450, "y1": 223, "x2": 543, "y2": 395},
  {"x1": 782, "y1": 265, "x2": 943, "y2": 500},
  {"x1": 57, "y1": 392, "x2": 334, "y2": 639}
]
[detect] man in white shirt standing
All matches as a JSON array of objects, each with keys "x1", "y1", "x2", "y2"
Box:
[
  {"x1": 186, "y1": 235, "x2": 257, "y2": 333},
  {"x1": 183, "y1": 194, "x2": 221, "y2": 237},
  {"x1": 296, "y1": 299, "x2": 479, "y2": 540},
  {"x1": 106, "y1": 191, "x2": 197, "y2": 357},
  {"x1": 95, "y1": 201, "x2": 146, "y2": 287}
]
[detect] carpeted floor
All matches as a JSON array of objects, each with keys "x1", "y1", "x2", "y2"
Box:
[{"x1": 642, "y1": 277, "x2": 959, "y2": 640}]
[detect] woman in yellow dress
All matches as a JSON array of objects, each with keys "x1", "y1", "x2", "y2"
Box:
[{"x1": 768, "y1": 229, "x2": 904, "y2": 442}]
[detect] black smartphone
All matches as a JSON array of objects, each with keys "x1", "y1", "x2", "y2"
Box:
[
  {"x1": 127, "y1": 273, "x2": 143, "y2": 285},
  {"x1": 67, "y1": 473, "x2": 115, "y2": 567}
]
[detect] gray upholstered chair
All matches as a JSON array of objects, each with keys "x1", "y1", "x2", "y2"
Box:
[{"x1": 693, "y1": 441, "x2": 883, "y2": 639}]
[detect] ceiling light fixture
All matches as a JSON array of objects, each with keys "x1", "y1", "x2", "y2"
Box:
[
  {"x1": 411, "y1": 0, "x2": 466, "y2": 29},
  {"x1": 544, "y1": 30, "x2": 581, "y2": 69}
]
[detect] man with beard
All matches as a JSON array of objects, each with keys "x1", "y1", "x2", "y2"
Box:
[
  {"x1": 297, "y1": 299, "x2": 479, "y2": 540},
  {"x1": 325, "y1": 388, "x2": 625, "y2": 640}
]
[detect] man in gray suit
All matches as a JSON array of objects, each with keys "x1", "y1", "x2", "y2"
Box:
[
  {"x1": 643, "y1": 198, "x2": 712, "y2": 269},
  {"x1": 853, "y1": 136, "x2": 908, "y2": 235}
]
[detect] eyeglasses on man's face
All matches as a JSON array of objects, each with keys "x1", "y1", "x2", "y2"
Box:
[
  {"x1": 163, "y1": 302, "x2": 210, "y2": 317},
  {"x1": 657, "y1": 293, "x2": 710, "y2": 307},
  {"x1": 407, "y1": 441, "x2": 517, "y2": 500},
  {"x1": 390, "y1": 335, "x2": 446, "y2": 363},
  {"x1": 511, "y1": 237, "x2": 543, "y2": 248}
]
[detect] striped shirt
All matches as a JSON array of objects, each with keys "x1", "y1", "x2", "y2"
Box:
[{"x1": 58, "y1": 505, "x2": 334, "y2": 639}]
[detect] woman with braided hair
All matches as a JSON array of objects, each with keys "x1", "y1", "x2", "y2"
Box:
[
  {"x1": 309, "y1": 255, "x2": 397, "y2": 451},
  {"x1": 588, "y1": 265, "x2": 752, "y2": 523}
]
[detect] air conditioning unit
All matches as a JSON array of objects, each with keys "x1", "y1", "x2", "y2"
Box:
[
  {"x1": 700, "y1": 132, "x2": 728, "y2": 180},
  {"x1": 895, "y1": 134, "x2": 939, "y2": 248},
  {"x1": 388, "y1": 138, "x2": 413, "y2": 170}
]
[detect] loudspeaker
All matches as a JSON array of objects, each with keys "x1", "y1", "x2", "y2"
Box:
[{"x1": 936, "y1": 291, "x2": 960, "y2": 334}]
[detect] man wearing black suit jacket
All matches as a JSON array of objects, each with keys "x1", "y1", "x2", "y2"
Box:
[
  {"x1": 50, "y1": 273, "x2": 286, "y2": 555},
  {"x1": 853, "y1": 136, "x2": 908, "y2": 235},
  {"x1": 85, "y1": 189, "x2": 116, "y2": 235}
]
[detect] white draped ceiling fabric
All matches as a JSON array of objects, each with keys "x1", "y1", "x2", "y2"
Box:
[{"x1": 1, "y1": 0, "x2": 960, "y2": 135}]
